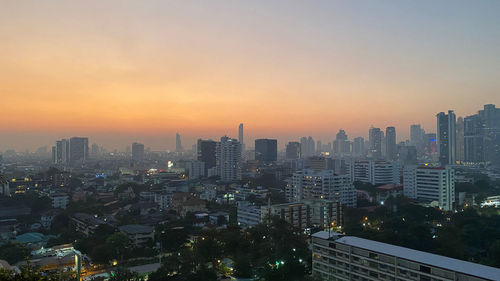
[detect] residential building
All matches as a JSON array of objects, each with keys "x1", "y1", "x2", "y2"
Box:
[
  {"x1": 69, "y1": 137, "x2": 89, "y2": 165},
  {"x1": 186, "y1": 160, "x2": 205, "y2": 179},
  {"x1": 286, "y1": 170, "x2": 356, "y2": 207},
  {"x1": 312, "y1": 231, "x2": 500, "y2": 281},
  {"x1": 237, "y1": 201, "x2": 263, "y2": 228},
  {"x1": 216, "y1": 136, "x2": 242, "y2": 182},
  {"x1": 403, "y1": 166, "x2": 455, "y2": 211},
  {"x1": 348, "y1": 160, "x2": 399, "y2": 185},
  {"x1": 50, "y1": 193, "x2": 69, "y2": 209},
  {"x1": 385, "y1": 127, "x2": 397, "y2": 160},
  {"x1": 352, "y1": 137, "x2": 365, "y2": 158},
  {"x1": 437, "y1": 110, "x2": 456, "y2": 166},
  {"x1": 119, "y1": 224, "x2": 154, "y2": 246},
  {"x1": 369, "y1": 126, "x2": 383, "y2": 159},
  {"x1": 286, "y1": 142, "x2": 301, "y2": 160}
]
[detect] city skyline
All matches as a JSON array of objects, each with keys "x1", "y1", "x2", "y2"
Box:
[{"x1": 2, "y1": 1, "x2": 500, "y2": 151}]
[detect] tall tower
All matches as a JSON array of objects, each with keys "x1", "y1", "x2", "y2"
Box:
[
  {"x1": 385, "y1": 127, "x2": 397, "y2": 160},
  {"x1": 175, "y1": 133, "x2": 183, "y2": 152},
  {"x1": 369, "y1": 126, "x2": 382, "y2": 159},
  {"x1": 238, "y1": 123, "x2": 244, "y2": 153},
  {"x1": 437, "y1": 110, "x2": 456, "y2": 166},
  {"x1": 216, "y1": 136, "x2": 241, "y2": 182}
]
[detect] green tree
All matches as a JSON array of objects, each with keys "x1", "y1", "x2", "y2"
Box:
[{"x1": 0, "y1": 243, "x2": 30, "y2": 264}]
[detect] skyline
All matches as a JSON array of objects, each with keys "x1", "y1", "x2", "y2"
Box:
[{"x1": 2, "y1": 0, "x2": 500, "y2": 151}]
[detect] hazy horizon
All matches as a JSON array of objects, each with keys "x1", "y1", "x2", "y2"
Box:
[{"x1": 2, "y1": 0, "x2": 499, "y2": 151}]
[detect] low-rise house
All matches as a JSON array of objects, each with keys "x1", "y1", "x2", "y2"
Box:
[
  {"x1": 71, "y1": 213, "x2": 107, "y2": 236},
  {"x1": 119, "y1": 224, "x2": 154, "y2": 246}
]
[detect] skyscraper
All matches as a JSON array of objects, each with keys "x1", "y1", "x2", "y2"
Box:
[
  {"x1": 437, "y1": 110, "x2": 456, "y2": 166},
  {"x1": 52, "y1": 139, "x2": 70, "y2": 165},
  {"x1": 300, "y1": 136, "x2": 315, "y2": 158},
  {"x1": 369, "y1": 126, "x2": 382, "y2": 159},
  {"x1": 197, "y1": 139, "x2": 217, "y2": 175},
  {"x1": 385, "y1": 126, "x2": 397, "y2": 160},
  {"x1": 285, "y1": 142, "x2": 301, "y2": 160},
  {"x1": 132, "y1": 142, "x2": 145, "y2": 162},
  {"x1": 255, "y1": 139, "x2": 278, "y2": 163},
  {"x1": 238, "y1": 123, "x2": 244, "y2": 153},
  {"x1": 69, "y1": 137, "x2": 89, "y2": 164},
  {"x1": 352, "y1": 137, "x2": 365, "y2": 158},
  {"x1": 334, "y1": 129, "x2": 350, "y2": 156},
  {"x1": 456, "y1": 117, "x2": 464, "y2": 163},
  {"x1": 175, "y1": 133, "x2": 183, "y2": 152},
  {"x1": 216, "y1": 136, "x2": 241, "y2": 182}
]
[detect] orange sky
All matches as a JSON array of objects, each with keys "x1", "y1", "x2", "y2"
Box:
[{"x1": 1, "y1": 1, "x2": 499, "y2": 151}]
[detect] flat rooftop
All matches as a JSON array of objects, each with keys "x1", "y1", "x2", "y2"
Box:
[{"x1": 313, "y1": 231, "x2": 500, "y2": 281}]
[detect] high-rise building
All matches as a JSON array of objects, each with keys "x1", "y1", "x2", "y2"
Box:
[
  {"x1": 464, "y1": 114, "x2": 484, "y2": 163},
  {"x1": 175, "y1": 133, "x2": 183, "y2": 152},
  {"x1": 312, "y1": 231, "x2": 500, "y2": 281},
  {"x1": 286, "y1": 169, "x2": 356, "y2": 207},
  {"x1": 52, "y1": 139, "x2": 70, "y2": 165},
  {"x1": 456, "y1": 117, "x2": 464, "y2": 163},
  {"x1": 132, "y1": 142, "x2": 145, "y2": 162},
  {"x1": 348, "y1": 160, "x2": 400, "y2": 185},
  {"x1": 437, "y1": 110, "x2": 456, "y2": 166},
  {"x1": 333, "y1": 129, "x2": 350, "y2": 156},
  {"x1": 403, "y1": 166, "x2": 455, "y2": 211},
  {"x1": 352, "y1": 137, "x2": 365, "y2": 158},
  {"x1": 369, "y1": 126, "x2": 382, "y2": 159},
  {"x1": 255, "y1": 139, "x2": 277, "y2": 163},
  {"x1": 216, "y1": 136, "x2": 242, "y2": 182},
  {"x1": 91, "y1": 143, "x2": 100, "y2": 158},
  {"x1": 69, "y1": 137, "x2": 89, "y2": 164},
  {"x1": 385, "y1": 126, "x2": 396, "y2": 160},
  {"x1": 238, "y1": 123, "x2": 244, "y2": 154},
  {"x1": 410, "y1": 124, "x2": 426, "y2": 156},
  {"x1": 285, "y1": 141, "x2": 301, "y2": 160},
  {"x1": 197, "y1": 139, "x2": 217, "y2": 175},
  {"x1": 397, "y1": 145, "x2": 417, "y2": 165},
  {"x1": 300, "y1": 136, "x2": 315, "y2": 158}
]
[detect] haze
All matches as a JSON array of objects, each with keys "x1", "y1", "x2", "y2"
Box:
[{"x1": 1, "y1": 0, "x2": 500, "y2": 151}]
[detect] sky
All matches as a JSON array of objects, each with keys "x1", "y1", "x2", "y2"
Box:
[{"x1": 1, "y1": 0, "x2": 500, "y2": 151}]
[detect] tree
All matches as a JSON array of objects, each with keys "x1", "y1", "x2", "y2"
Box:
[
  {"x1": 0, "y1": 243, "x2": 30, "y2": 264},
  {"x1": 106, "y1": 232, "x2": 131, "y2": 262},
  {"x1": 109, "y1": 267, "x2": 142, "y2": 281}
]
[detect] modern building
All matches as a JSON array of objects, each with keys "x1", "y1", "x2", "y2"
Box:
[
  {"x1": 132, "y1": 142, "x2": 145, "y2": 162},
  {"x1": 186, "y1": 160, "x2": 205, "y2": 179},
  {"x1": 262, "y1": 199, "x2": 343, "y2": 231},
  {"x1": 69, "y1": 137, "x2": 89, "y2": 165},
  {"x1": 333, "y1": 130, "x2": 350, "y2": 156},
  {"x1": 52, "y1": 139, "x2": 70, "y2": 165},
  {"x1": 410, "y1": 124, "x2": 425, "y2": 155},
  {"x1": 216, "y1": 136, "x2": 242, "y2": 182},
  {"x1": 286, "y1": 170, "x2": 356, "y2": 207},
  {"x1": 301, "y1": 136, "x2": 316, "y2": 158},
  {"x1": 197, "y1": 139, "x2": 217, "y2": 175},
  {"x1": 255, "y1": 139, "x2": 278, "y2": 163},
  {"x1": 369, "y1": 126, "x2": 383, "y2": 159},
  {"x1": 238, "y1": 123, "x2": 245, "y2": 154},
  {"x1": 437, "y1": 110, "x2": 456, "y2": 166},
  {"x1": 175, "y1": 133, "x2": 183, "y2": 152},
  {"x1": 385, "y1": 127, "x2": 397, "y2": 161},
  {"x1": 348, "y1": 160, "x2": 400, "y2": 185},
  {"x1": 286, "y1": 141, "x2": 301, "y2": 160},
  {"x1": 352, "y1": 137, "x2": 365, "y2": 158},
  {"x1": 237, "y1": 201, "x2": 263, "y2": 228},
  {"x1": 312, "y1": 231, "x2": 500, "y2": 281},
  {"x1": 456, "y1": 117, "x2": 465, "y2": 163},
  {"x1": 50, "y1": 193, "x2": 69, "y2": 209},
  {"x1": 403, "y1": 166, "x2": 455, "y2": 211}
]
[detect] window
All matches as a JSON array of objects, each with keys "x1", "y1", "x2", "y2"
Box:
[{"x1": 419, "y1": 265, "x2": 431, "y2": 274}]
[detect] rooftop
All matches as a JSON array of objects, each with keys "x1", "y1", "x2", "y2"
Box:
[
  {"x1": 119, "y1": 224, "x2": 154, "y2": 234},
  {"x1": 313, "y1": 231, "x2": 500, "y2": 280}
]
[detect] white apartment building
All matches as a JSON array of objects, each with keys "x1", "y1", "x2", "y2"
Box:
[
  {"x1": 216, "y1": 136, "x2": 242, "y2": 182},
  {"x1": 348, "y1": 160, "x2": 400, "y2": 185},
  {"x1": 312, "y1": 231, "x2": 500, "y2": 281},
  {"x1": 50, "y1": 193, "x2": 69, "y2": 209},
  {"x1": 237, "y1": 201, "x2": 262, "y2": 228},
  {"x1": 186, "y1": 160, "x2": 205, "y2": 179},
  {"x1": 403, "y1": 166, "x2": 455, "y2": 211},
  {"x1": 286, "y1": 170, "x2": 356, "y2": 207}
]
